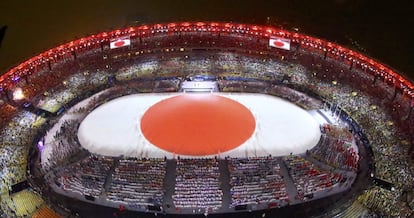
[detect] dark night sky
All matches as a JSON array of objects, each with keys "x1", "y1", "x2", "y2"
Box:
[{"x1": 0, "y1": 0, "x2": 413, "y2": 79}]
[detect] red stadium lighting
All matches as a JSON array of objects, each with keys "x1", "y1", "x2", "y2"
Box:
[
  {"x1": 155, "y1": 24, "x2": 163, "y2": 29},
  {"x1": 138, "y1": 25, "x2": 148, "y2": 30},
  {"x1": 181, "y1": 22, "x2": 190, "y2": 27},
  {"x1": 0, "y1": 21, "x2": 413, "y2": 109},
  {"x1": 278, "y1": 31, "x2": 286, "y2": 36},
  {"x1": 115, "y1": 29, "x2": 122, "y2": 35}
]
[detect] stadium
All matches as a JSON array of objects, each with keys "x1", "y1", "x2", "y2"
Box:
[{"x1": 0, "y1": 21, "x2": 413, "y2": 218}]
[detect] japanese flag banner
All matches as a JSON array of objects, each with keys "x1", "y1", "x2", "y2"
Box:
[
  {"x1": 110, "y1": 37, "x2": 131, "y2": 49},
  {"x1": 269, "y1": 37, "x2": 291, "y2": 50}
]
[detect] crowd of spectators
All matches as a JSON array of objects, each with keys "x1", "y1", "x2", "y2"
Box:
[
  {"x1": 0, "y1": 28, "x2": 413, "y2": 217},
  {"x1": 173, "y1": 158, "x2": 223, "y2": 210},
  {"x1": 1, "y1": 111, "x2": 40, "y2": 190},
  {"x1": 0, "y1": 104, "x2": 18, "y2": 129},
  {"x1": 57, "y1": 155, "x2": 113, "y2": 198},
  {"x1": 107, "y1": 158, "x2": 166, "y2": 206},
  {"x1": 26, "y1": 50, "x2": 410, "y2": 215},
  {"x1": 35, "y1": 69, "x2": 110, "y2": 112},
  {"x1": 0, "y1": 110, "x2": 45, "y2": 216},
  {"x1": 291, "y1": 50, "x2": 414, "y2": 197},
  {"x1": 228, "y1": 157, "x2": 288, "y2": 207},
  {"x1": 0, "y1": 146, "x2": 27, "y2": 187},
  {"x1": 153, "y1": 79, "x2": 181, "y2": 92},
  {"x1": 309, "y1": 133, "x2": 358, "y2": 171},
  {"x1": 115, "y1": 60, "x2": 159, "y2": 81},
  {"x1": 337, "y1": 200, "x2": 372, "y2": 218},
  {"x1": 357, "y1": 186, "x2": 412, "y2": 217},
  {"x1": 267, "y1": 85, "x2": 322, "y2": 110},
  {"x1": 283, "y1": 155, "x2": 343, "y2": 200},
  {"x1": 42, "y1": 119, "x2": 82, "y2": 170}
]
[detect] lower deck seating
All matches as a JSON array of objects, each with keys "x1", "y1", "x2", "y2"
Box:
[
  {"x1": 228, "y1": 157, "x2": 288, "y2": 207},
  {"x1": 283, "y1": 155, "x2": 343, "y2": 199},
  {"x1": 173, "y1": 158, "x2": 223, "y2": 209},
  {"x1": 107, "y1": 158, "x2": 166, "y2": 206},
  {"x1": 58, "y1": 155, "x2": 113, "y2": 197}
]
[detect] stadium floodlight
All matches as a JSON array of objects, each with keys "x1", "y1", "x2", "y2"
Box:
[{"x1": 12, "y1": 88, "x2": 25, "y2": 101}]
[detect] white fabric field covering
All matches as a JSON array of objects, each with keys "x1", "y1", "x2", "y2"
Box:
[{"x1": 77, "y1": 93, "x2": 322, "y2": 158}]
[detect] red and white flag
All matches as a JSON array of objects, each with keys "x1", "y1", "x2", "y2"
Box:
[
  {"x1": 110, "y1": 37, "x2": 131, "y2": 49},
  {"x1": 269, "y1": 37, "x2": 291, "y2": 50}
]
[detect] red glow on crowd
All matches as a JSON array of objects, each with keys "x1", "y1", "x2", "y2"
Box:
[{"x1": 0, "y1": 22, "x2": 412, "y2": 98}]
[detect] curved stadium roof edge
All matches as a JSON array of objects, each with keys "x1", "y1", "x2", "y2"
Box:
[{"x1": 1, "y1": 21, "x2": 413, "y2": 97}]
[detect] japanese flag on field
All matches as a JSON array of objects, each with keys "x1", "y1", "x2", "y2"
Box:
[
  {"x1": 269, "y1": 37, "x2": 291, "y2": 50},
  {"x1": 110, "y1": 36, "x2": 131, "y2": 49}
]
